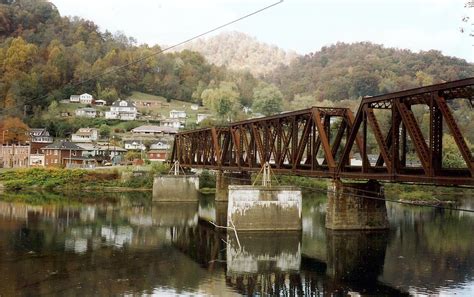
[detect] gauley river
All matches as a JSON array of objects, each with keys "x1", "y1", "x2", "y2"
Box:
[{"x1": 0, "y1": 190, "x2": 473, "y2": 296}]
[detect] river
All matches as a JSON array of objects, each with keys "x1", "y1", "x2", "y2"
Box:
[{"x1": 0, "y1": 191, "x2": 473, "y2": 296}]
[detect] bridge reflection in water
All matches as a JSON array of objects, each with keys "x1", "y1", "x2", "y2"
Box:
[{"x1": 169, "y1": 197, "x2": 409, "y2": 296}]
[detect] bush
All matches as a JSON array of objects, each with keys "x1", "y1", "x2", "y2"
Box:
[
  {"x1": 3, "y1": 180, "x2": 26, "y2": 191},
  {"x1": 199, "y1": 170, "x2": 216, "y2": 189},
  {"x1": 151, "y1": 162, "x2": 170, "y2": 174}
]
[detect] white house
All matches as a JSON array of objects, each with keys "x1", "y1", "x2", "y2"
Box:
[
  {"x1": 75, "y1": 107, "x2": 97, "y2": 118},
  {"x1": 105, "y1": 99, "x2": 138, "y2": 121},
  {"x1": 79, "y1": 93, "x2": 94, "y2": 104},
  {"x1": 150, "y1": 140, "x2": 171, "y2": 150},
  {"x1": 71, "y1": 128, "x2": 99, "y2": 143},
  {"x1": 161, "y1": 118, "x2": 184, "y2": 129},
  {"x1": 124, "y1": 140, "x2": 146, "y2": 151},
  {"x1": 191, "y1": 104, "x2": 199, "y2": 111},
  {"x1": 70, "y1": 95, "x2": 80, "y2": 103},
  {"x1": 196, "y1": 114, "x2": 211, "y2": 124},
  {"x1": 94, "y1": 99, "x2": 107, "y2": 106},
  {"x1": 169, "y1": 110, "x2": 186, "y2": 119}
]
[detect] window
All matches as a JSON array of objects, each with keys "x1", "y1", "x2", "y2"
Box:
[
  {"x1": 54, "y1": 159, "x2": 58, "y2": 164},
  {"x1": 54, "y1": 150, "x2": 58, "y2": 155}
]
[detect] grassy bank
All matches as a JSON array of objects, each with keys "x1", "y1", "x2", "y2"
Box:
[{"x1": 0, "y1": 164, "x2": 171, "y2": 192}]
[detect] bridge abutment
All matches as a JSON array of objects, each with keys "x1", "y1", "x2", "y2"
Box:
[
  {"x1": 152, "y1": 175, "x2": 199, "y2": 202},
  {"x1": 227, "y1": 185, "x2": 302, "y2": 231},
  {"x1": 326, "y1": 180, "x2": 389, "y2": 230},
  {"x1": 215, "y1": 171, "x2": 252, "y2": 201}
]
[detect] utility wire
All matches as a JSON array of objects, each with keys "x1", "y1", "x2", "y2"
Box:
[
  {"x1": 0, "y1": 1, "x2": 284, "y2": 116},
  {"x1": 217, "y1": 173, "x2": 474, "y2": 213}
]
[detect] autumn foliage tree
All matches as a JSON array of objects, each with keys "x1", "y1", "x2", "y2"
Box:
[{"x1": 0, "y1": 116, "x2": 29, "y2": 143}]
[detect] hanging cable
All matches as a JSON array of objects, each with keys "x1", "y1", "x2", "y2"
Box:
[
  {"x1": 218, "y1": 173, "x2": 474, "y2": 213},
  {"x1": 0, "y1": 1, "x2": 284, "y2": 116}
]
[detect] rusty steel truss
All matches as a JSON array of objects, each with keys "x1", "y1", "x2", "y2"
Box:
[{"x1": 171, "y1": 78, "x2": 474, "y2": 186}]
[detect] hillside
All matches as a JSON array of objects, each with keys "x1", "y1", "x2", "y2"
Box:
[
  {"x1": 0, "y1": 0, "x2": 254, "y2": 119},
  {"x1": 266, "y1": 42, "x2": 474, "y2": 102},
  {"x1": 176, "y1": 31, "x2": 298, "y2": 76}
]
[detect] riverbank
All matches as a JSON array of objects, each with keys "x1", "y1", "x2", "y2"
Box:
[{"x1": 0, "y1": 166, "x2": 168, "y2": 192}]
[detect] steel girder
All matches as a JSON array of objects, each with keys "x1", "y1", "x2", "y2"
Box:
[{"x1": 172, "y1": 78, "x2": 474, "y2": 186}]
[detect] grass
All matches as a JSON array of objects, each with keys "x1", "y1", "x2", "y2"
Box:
[
  {"x1": 384, "y1": 183, "x2": 472, "y2": 202},
  {"x1": 130, "y1": 91, "x2": 211, "y2": 127}
]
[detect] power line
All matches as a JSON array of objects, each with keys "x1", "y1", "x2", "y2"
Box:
[
  {"x1": 0, "y1": 1, "x2": 284, "y2": 117},
  {"x1": 217, "y1": 173, "x2": 474, "y2": 213}
]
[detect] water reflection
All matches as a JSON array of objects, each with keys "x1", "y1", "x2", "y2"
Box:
[{"x1": 0, "y1": 191, "x2": 472, "y2": 296}]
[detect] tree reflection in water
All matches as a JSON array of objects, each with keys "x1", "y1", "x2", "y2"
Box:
[{"x1": 0, "y1": 191, "x2": 472, "y2": 295}]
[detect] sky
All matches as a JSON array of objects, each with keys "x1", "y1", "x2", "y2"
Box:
[{"x1": 51, "y1": 0, "x2": 474, "y2": 62}]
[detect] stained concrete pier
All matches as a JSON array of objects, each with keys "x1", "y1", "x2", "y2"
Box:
[
  {"x1": 152, "y1": 175, "x2": 199, "y2": 202},
  {"x1": 227, "y1": 185, "x2": 302, "y2": 231},
  {"x1": 215, "y1": 171, "x2": 251, "y2": 202},
  {"x1": 326, "y1": 180, "x2": 389, "y2": 230}
]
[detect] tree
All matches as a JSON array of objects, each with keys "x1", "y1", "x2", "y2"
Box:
[
  {"x1": 201, "y1": 81, "x2": 241, "y2": 121},
  {"x1": 99, "y1": 124, "x2": 111, "y2": 139},
  {"x1": 0, "y1": 117, "x2": 29, "y2": 143},
  {"x1": 251, "y1": 82, "x2": 283, "y2": 116},
  {"x1": 442, "y1": 134, "x2": 472, "y2": 168},
  {"x1": 290, "y1": 94, "x2": 316, "y2": 110}
]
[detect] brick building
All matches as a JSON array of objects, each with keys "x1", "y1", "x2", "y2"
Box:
[
  {"x1": 42, "y1": 141, "x2": 86, "y2": 167},
  {"x1": 0, "y1": 144, "x2": 30, "y2": 168}
]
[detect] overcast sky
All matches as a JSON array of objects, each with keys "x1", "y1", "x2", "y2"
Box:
[{"x1": 51, "y1": 0, "x2": 474, "y2": 62}]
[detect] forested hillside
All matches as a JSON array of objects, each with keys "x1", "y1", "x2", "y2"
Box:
[
  {"x1": 267, "y1": 42, "x2": 474, "y2": 103},
  {"x1": 0, "y1": 0, "x2": 257, "y2": 119},
  {"x1": 177, "y1": 31, "x2": 298, "y2": 76},
  {"x1": 1, "y1": 0, "x2": 473, "y2": 125}
]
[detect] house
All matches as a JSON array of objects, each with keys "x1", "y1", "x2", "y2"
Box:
[
  {"x1": 169, "y1": 110, "x2": 186, "y2": 119},
  {"x1": 71, "y1": 128, "x2": 99, "y2": 143},
  {"x1": 131, "y1": 125, "x2": 178, "y2": 136},
  {"x1": 70, "y1": 95, "x2": 80, "y2": 103},
  {"x1": 124, "y1": 140, "x2": 146, "y2": 151},
  {"x1": 150, "y1": 140, "x2": 170, "y2": 150},
  {"x1": 147, "y1": 149, "x2": 168, "y2": 162},
  {"x1": 79, "y1": 93, "x2": 94, "y2": 104},
  {"x1": 161, "y1": 118, "x2": 184, "y2": 129},
  {"x1": 42, "y1": 141, "x2": 95, "y2": 168},
  {"x1": 105, "y1": 99, "x2": 138, "y2": 120},
  {"x1": 197, "y1": 114, "x2": 211, "y2": 124},
  {"x1": 76, "y1": 143, "x2": 126, "y2": 160},
  {"x1": 60, "y1": 111, "x2": 71, "y2": 117},
  {"x1": 94, "y1": 99, "x2": 107, "y2": 106},
  {"x1": 0, "y1": 144, "x2": 30, "y2": 168},
  {"x1": 75, "y1": 107, "x2": 97, "y2": 118},
  {"x1": 30, "y1": 128, "x2": 53, "y2": 144},
  {"x1": 29, "y1": 128, "x2": 53, "y2": 154},
  {"x1": 191, "y1": 104, "x2": 199, "y2": 111}
]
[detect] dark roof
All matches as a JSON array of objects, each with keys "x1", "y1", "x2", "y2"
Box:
[
  {"x1": 29, "y1": 128, "x2": 50, "y2": 137},
  {"x1": 42, "y1": 141, "x2": 85, "y2": 151},
  {"x1": 112, "y1": 99, "x2": 136, "y2": 107}
]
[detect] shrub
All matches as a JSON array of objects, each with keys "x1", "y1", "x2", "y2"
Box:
[{"x1": 199, "y1": 170, "x2": 216, "y2": 189}]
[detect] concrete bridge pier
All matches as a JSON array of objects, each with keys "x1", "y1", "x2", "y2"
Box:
[
  {"x1": 227, "y1": 185, "x2": 302, "y2": 231},
  {"x1": 215, "y1": 171, "x2": 251, "y2": 201},
  {"x1": 152, "y1": 175, "x2": 199, "y2": 202},
  {"x1": 326, "y1": 180, "x2": 389, "y2": 230}
]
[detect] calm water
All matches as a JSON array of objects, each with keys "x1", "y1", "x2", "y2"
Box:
[{"x1": 0, "y1": 191, "x2": 473, "y2": 296}]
